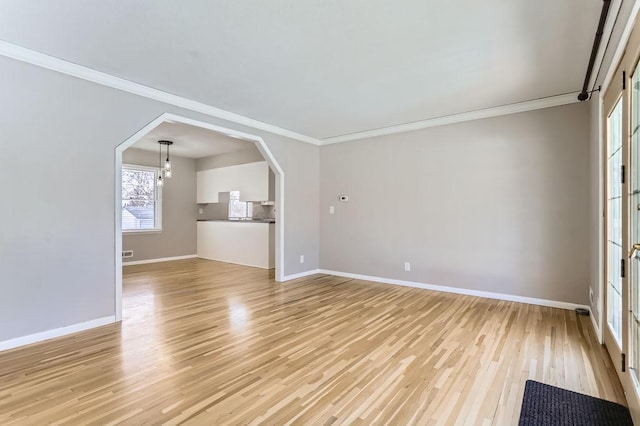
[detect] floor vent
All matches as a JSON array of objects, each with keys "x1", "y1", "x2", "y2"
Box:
[{"x1": 122, "y1": 250, "x2": 134, "y2": 258}]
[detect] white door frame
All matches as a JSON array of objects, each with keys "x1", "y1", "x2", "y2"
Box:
[
  {"x1": 114, "y1": 113, "x2": 285, "y2": 321},
  {"x1": 600, "y1": 7, "x2": 640, "y2": 419}
]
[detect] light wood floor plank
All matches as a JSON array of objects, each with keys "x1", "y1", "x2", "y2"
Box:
[{"x1": 0, "y1": 258, "x2": 626, "y2": 424}]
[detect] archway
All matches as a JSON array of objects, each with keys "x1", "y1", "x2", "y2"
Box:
[{"x1": 114, "y1": 113, "x2": 285, "y2": 321}]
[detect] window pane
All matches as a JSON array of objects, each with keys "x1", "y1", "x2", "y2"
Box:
[
  {"x1": 122, "y1": 168, "x2": 156, "y2": 201},
  {"x1": 228, "y1": 200, "x2": 248, "y2": 218},
  {"x1": 122, "y1": 166, "x2": 160, "y2": 231},
  {"x1": 608, "y1": 98, "x2": 623, "y2": 344},
  {"x1": 632, "y1": 64, "x2": 640, "y2": 382},
  {"x1": 122, "y1": 200, "x2": 157, "y2": 230}
]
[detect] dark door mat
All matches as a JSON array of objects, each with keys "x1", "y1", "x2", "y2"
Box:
[{"x1": 518, "y1": 380, "x2": 633, "y2": 425}]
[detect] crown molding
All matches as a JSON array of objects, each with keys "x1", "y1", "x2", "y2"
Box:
[
  {"x1": 320, "y1": 92, "x2": 581, "y2": 145},
  {"x1": 0, "y1": 40, "x2": 321, "y2": 146},
  {"x1": 0, "y1": 40, "x2": 585, "y2": 147}
]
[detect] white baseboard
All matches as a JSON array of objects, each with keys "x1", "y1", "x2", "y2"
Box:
[
  {"x1": 196, "y1": 256, "x2": 274, "y2": 270},
  {"x1": 281, "y1": 269, "x2": 321, "y2": 281},
  {"x1": 317, "y1": 269, "x2": 589, "y2": 312},
  {"x1": 123, "y1": 254, "x2": 197, "y2": 266},
  {"x1": 1, "y1": 270, "x2": 593, "y2": 352},
  {"x1": 0, "y1": 315, "x2": 116, "y2": 352}
]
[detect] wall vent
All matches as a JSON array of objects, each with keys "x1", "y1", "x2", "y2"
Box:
[{"x1": 122, "y1": 250, "x2": 134, "y2": 258}]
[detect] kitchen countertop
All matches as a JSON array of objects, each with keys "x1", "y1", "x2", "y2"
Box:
[{"x1": 197, "y1": 219, "x2": 275, "y2": 223}]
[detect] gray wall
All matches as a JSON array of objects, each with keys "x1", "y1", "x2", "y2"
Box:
[
  {"x1": 0, "y1": 55, "x2": 319, "y2": 342},
  {"x1": 320, "y1": 103, "x2": 591, "y2": 304},
  {"x1": 122, "y1": 148, "x2": 197, "y2": 262},
  {"x1": 0, "y1": 30, "x2": 615, "y2": 344}
]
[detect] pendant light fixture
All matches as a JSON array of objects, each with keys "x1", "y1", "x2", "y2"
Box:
[
  {"x1": 164, "y1": 141, "x2": 172, "y2": 177},
  {"x1": 157, "y1": 140, "x2": 174, "y2": 186}
]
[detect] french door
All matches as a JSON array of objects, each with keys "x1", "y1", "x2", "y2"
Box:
[
  {"x1": 603, "y1": 17, "x2": 640, "y2": 420},
  {"x1": 604, "y1": 79, "x2": 625, "y2": 380}
]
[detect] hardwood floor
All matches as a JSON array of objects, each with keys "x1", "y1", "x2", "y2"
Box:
[{"x1": 0, "y1": 259, "x2": 626, "y2": 425}]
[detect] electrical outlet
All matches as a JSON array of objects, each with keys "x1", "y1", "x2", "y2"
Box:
[
  {"x1": 404, "y1": 262, "x2": 411, "y2": 272},
  {"x1": 198, "y1": 207, "x2": 204, "y2": 214},
  {"x1": 300, "y1": 255, "x2": 305, "y2": 264},
  {"x1": 589, "y1": 287, "x2": 594, "y2": 305},
  {"x1": 329, "y1": 205, "x2": 335, "y2": 214}
]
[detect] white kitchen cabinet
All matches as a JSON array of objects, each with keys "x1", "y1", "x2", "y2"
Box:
[
  {"x1": 196, "y1": 169, "x2": 217, "y2": 203},
  {"x1": 196, "y1": 161, "x2": 269, "y2": 203},
  {"x1": 197, "y1": 221, "x2": 275, "y2": 269}
]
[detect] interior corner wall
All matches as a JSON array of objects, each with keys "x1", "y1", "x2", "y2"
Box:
[
  {"x1": 319, "y1": 102, "x2": 591, "y2": 304},
  {"x1": 0, "y1": 55, "x2": 319, "y2": 342},
  {"x1": 122, "y1": 148, "x2": 197, "y2": 262}
]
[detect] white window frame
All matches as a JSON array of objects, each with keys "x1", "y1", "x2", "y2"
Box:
[{"x1": 122, "y1": 163, "x2": 162, "y2": 234}]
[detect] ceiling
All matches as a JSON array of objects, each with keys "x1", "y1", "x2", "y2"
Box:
[
  {"x1": 132, "y1": 121, "x2": 256, "y2": 159},
  {"x1": 0, "y1": 1, "x2": 602, "y2": 139}
]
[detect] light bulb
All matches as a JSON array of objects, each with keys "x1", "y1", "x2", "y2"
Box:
[
  {"x1": 157, "y1": 175, "x2": 163, "y2": 187},
  {"x1": 164, "y1": 159, "x2": 172, "y2": 172},
  {"x1": 165, "y1": 169, "x2": 172, "y2": 178}
]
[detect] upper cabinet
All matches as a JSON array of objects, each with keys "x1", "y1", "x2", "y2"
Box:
[{"x1": 197, "y1": 161, "x2": 269, "y2": 203}]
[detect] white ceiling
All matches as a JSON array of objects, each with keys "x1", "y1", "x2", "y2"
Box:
[
  {"x1": 0, "y1": 1, "x2": 602, "y2": 139},
  {"x1": 132, "y1": 121, "x2": 256, "y2": 159}
]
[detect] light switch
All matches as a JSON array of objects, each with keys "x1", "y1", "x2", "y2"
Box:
[{"x1": 329, "y1": 205, "x2": 335, "y2": 214}]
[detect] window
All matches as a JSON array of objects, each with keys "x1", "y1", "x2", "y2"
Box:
[
  {"x1": 122, "y1": 164, "x2": 162, "y2": 232},
  {"x1": 227, "y1": 190, "x2": 249, "y2": 219}
]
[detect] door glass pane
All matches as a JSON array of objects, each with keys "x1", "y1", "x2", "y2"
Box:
[
  {"x1": 608, "y1": 98, "x2": 623, "y2": 344},
  {"x1": 632, "y1": 65, "x2": 640, "y2": 382}
]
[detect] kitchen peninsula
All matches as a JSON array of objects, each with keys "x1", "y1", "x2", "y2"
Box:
[
  {"x1": 197, "y1": 219, "x2": 275, "y2": 269},
  {"x1": 195, "y1": 158, "x2": 276, "y2": 269}
]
